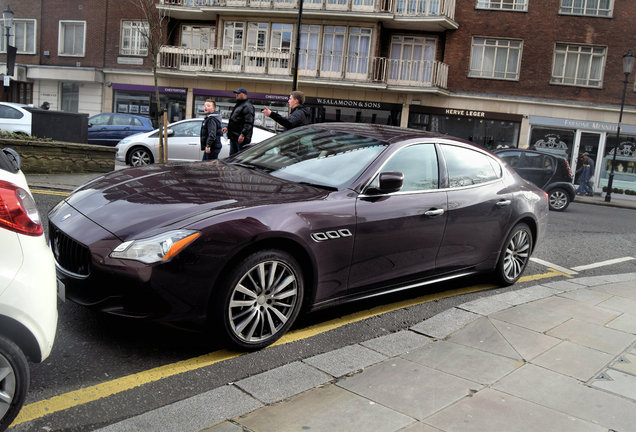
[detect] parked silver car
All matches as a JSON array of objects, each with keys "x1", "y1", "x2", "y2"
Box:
[{"x1": 115, "y1": 118, "x2": 275, "y2": 166}]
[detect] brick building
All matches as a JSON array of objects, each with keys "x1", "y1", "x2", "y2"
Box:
[{"x1": 1, "y1": 0, "x2": 635, "y2": 191}]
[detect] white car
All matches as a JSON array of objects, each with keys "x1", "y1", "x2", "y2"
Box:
[
  {"x1": 0, "y1": 102, "x2": 33, "y2": 136},
  {"x1": 115, "y1": 118, "x2": 276, "y2": 166},
  {"x1": 0, "y1": 148, "x2": 57, "y2": 429}
]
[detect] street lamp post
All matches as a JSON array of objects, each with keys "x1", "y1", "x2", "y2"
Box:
[
  {"x1": 605, "y1": 49, "x2": 635, "y2": 203},
  {"x1": 2, "y1": 4, "x2": 13, "y2": 88}
]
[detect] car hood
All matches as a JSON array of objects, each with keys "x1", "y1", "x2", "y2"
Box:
[{"x1": 60, "y1": 161, "x2": 328, "y2": 240}]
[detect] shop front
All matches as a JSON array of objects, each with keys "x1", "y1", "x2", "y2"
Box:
[
  {"x1": 408, "y1": 106, "x2": 522, "y2": 150},
  {"x1": 112, "y1": 84, "x2": 188, "y2": 125},
  {"x1": 305, "y1": 97, "x2": 402, "y2": 127},
  {"x1": 529, "y1": 116, "x2": 636, "y2": 194}
]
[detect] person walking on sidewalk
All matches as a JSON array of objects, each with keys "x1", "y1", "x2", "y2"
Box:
[
  {"x1": 576, "y1": 160, "x2": 593, "y2": 196},
  {"x1": 222, "y1": 88, "x2": 254, "y2": 155},
  {"x1": 262, "y1": 91, "x2": 311, "y2": 131},
  {"x1": 200, "y1": 99, "x2": 223, "y2": 161}
]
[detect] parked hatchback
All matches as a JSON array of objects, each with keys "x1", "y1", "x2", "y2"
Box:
[
  {"x1": 495, "y1": 149, "x2": 575, "y2": 211},
  {"x1": 0, "y1": 102, "x2": 32, "y2": 136},
  {"x1": 0, "y1": 148, "x2": 57, "y2": 429},
  {"x1": 88, "y1": 113, "x2": 154, "y2": 146}
]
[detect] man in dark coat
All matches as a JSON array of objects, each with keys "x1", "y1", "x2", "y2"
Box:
[
  {"x1": 262, "y1": 91, "x2": 311, "y2": 130},
  {"x1": 222, "y1": 88, "x2": 254, "y2": 155},
  {"x1": 200, "y1": 99, "x2": 223, "y2": 160}
]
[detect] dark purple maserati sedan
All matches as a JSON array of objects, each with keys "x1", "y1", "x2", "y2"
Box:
[{"x1": 49, "y1": 123, "x2": 548, "y2": 349}]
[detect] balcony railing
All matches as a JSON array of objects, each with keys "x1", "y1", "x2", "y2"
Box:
[
  {"x1": 160, "y1": 0, "x2": 455, "y2": 19},
  {"x1": 158, "y1": 45, "x2": 448, "y2": 89}
]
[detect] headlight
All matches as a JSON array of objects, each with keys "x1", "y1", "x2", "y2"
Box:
[{"x1": 110, "y1": 230, "x2": 201, "y2": 264}]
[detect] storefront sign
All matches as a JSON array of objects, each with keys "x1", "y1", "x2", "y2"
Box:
[
  {"x1": 194, "y1": 88, "x2": 288, "y2": 102},
  {"x1": 306, "y1": 97, "x2": 400, "y2": 111},
  {"x1": 412, "y1": 106, "x2": 522, "y2": 122},
  {"x1": 444, "y1": 108, "x2": 485, "y2": 118},
  {"x1": 530, "y1": 115, "x2": 636, "y2": 135},
  {"x1": 112, "y1": 83, "x2": 187, "y2": 95}
]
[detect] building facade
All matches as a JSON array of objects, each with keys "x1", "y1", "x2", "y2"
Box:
[{"x1": 1, "y1": 0, "x2": 635, "y2": 192}]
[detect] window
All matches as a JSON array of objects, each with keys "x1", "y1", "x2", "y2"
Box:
[
  {"x1": 0, "y1": 105, "x2": 24, "y2": 119},
  {"x1": 442, "y1": 145, "x2": 500, "y2": 187},
  {"x1": 1, "y1": 19, "x2": 36, "y2": 54},
  {"x1": 476, "y1": 0, "x2": 528, "y2": 11},
  {"x1": 346, "y1": 28, "x2": 372, "y2": 76},
  {"x1": 121, "y1": 21, "x2": 149, "y2": 56},
  {"x1": 377, "y1": 144, "x2": 439, "y2": 191},
  {"x1": 388, "y1": 35, "x2": 437, "y2": 83},
  {"x1": 299, "y1": 25, "x2": 320, "y2": 71},
  {"x1": 61, "y1": 82, "x2": 79, "y2": 113},
  {"x1": 469, "y1": 37, "x2": 522, "y2": 80},
  {"x1": 181, "y1": 25, "x2": 215, "y2": 49},
  {"x1": 551, "y1": 43, "x2": 605, "y2": 88},
  {"x1": 89, "y1": 114, "x2": 111, "y2": 126},
  {"x1": 59, "y1": 21, "x2": 85, "y2": 56},
  {"x1": 497, "y1": 150, "x2": 522, "y2": 168},
  {"x1": 321, "y1": 26, "x2": 346, "y2": 75},
  {"x1": 559, "y1": 0, "x2": 612, "y2": 17}
]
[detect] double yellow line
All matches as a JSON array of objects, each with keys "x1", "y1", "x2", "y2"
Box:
[{"x1": 13, "y1": 268, "x2": 567, "y2": 426}]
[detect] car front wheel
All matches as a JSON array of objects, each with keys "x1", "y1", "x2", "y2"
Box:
[
  {"x1": 127, "y1": 147, "x2": 154, "y2": 166},
  {"x1": 548, "y1": 188, "x2": 570, "y2": 211},
  {"x1": 495, "y1": 223, "x2": 533, "y2": 286},
  {"x1": 0, "y1": 335, "x2": 29, "y2": 431},
  {"x1": 214, "y1": 250, "x2": 304, "y2": 350}
]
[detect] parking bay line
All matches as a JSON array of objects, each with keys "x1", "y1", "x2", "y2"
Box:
[
  {"x1": 530, "y1": 257, "x2": 578, "y2": 276},
  {"x1": 30, "y1": 189, "x2": 71, "y2": 197},
  {"x1": 572, "y1": 256, "x2": 635, "y2": 271},
  {"x1": 13, "y1": 269, "x2": 564, "y2": 426}
]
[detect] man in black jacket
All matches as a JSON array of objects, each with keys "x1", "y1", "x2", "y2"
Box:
[
  {"x1": 222, "y1": 88, "x2": 255, "y2": 155},
  {"x1": 200, "y1": 99, "x2": 223, "y2": 160},
  {"x1": 262, "y1": 91, "x2": 311, "y2": 131}
]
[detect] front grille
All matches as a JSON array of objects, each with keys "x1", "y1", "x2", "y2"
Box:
[{"x1": 49, "y1": 223, "x2": 91, "y2": 277}]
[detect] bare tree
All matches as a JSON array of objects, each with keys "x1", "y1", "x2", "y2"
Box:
[{"x1": 128, "y1": 0, "x2": 170, "y2": 161}]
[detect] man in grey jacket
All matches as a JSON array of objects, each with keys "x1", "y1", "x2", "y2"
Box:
[{"x1": 262, "y1": 91, "x2": 311, "y2": 131}]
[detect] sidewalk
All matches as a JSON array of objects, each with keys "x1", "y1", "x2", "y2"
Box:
[
  {"x1": 26, "y1": 170, "x2": 636, "y2": 211},
  {"x1": 94, "y1": 273, "x2": 636, "y2": 432}
]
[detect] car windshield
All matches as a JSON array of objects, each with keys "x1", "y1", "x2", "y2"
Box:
[{"x1": 231, "y1": 128, "x2": 388, "y2": 188}]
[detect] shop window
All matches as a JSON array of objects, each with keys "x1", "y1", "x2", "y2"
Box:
[
  {"x1": 121, "y1": 21, "x2": 149, "y2": 56},
  {"x1": 469, "y1": 37, "x2": 522, "y2": 81},
  {"x1": 551, "y1": 43, "x2": 605, "y2": 88},
  {"x1": 600, "y1": 136, "x2": 636, "y2": 189},
  {"x1": 476, "y1": 0, "x2": 527, "y2": 10},
  {"x1": 559, "y1": 0, "x2": 612, "y2": 17},
  {"x1": 59, "y1": 21, "x2": 85, "y2": 57},
  {"x1": 61, "y1": 82, "x2": 79, "y2": 113},
  {"x1": 529, "y1": 127, "x2": 574, "y2": 160},
  {"x1": 1, "y1": 19, "x2": 36, "y2": 54}
]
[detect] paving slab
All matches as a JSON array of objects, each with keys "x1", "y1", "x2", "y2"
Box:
[
  {"x1": 568, "y1": 275, "x2": 616, "y2": 287},
  {"x1": 605, "y1": 312, "x2": 636, "y2": 334},
  {"x1": 531, "y1": 340, "x2": 613, "y2": 381},
  {"x1": 458, "y1": 296, "x2": 512, "y2": 316},
  {"x1": 489, "y1": 318, "x2": 561, "y2": 361},
  {"x1": 338, "y1": 357, "x2": 481, "y2": 420},
  {"x1": 557, "y1": 287, "x2": 613, "y2": 305},
  {"x1": 589, "y1": 280, "x2": 636, "y2": 300},
  {"x1": 528, "y1": 295, "x2": 620, "y2": 325},
  {"x1": 360, "y1": 330, "x2": 432, "y2": 357},
  {"x1": 490, "y1": 285, "x2": 558, "y2": 306},
  {"x1": 402, "y1": 340, "x2": 521, "y2": 385},
  {"x1": 202, "y1": 422, "x2": 245, "y2": 432},
  {"x1": 590, "y1": 368, "x2": 636, "y2": 401},
  {"x1": 234, "y1": 361, "x2": 331, "y2": 404},
  {"x1": 611, "y1": 349, "x2": 636, "y2": 375},
  {"x1": 399, "y1": 422, "x2": 443, "y2": 432},
  {"x1": 303, "y1": 344, "x2": 387, "y2": 378},
  {"x1": 236, "y1": 385, "x2": 414, "y2": 432},
  {"x1": 494, "y1": 364, "x2": 636, "y2": 432},
  {"x1": 596, "y1": 295, "x2": 636, "y2": 315},
  {"x1": 424, "y1": 388, "x2": 604, "y2": 432},
  {"x1": 410, "y1": 308, "x2": 480, "y2": 339},
  {"x1": 488, "y1": 303, "x2": 570, "y2": 333},
  {"x1": 539, "y1": 280, "x2": 582, "y2": 292},
  {"x1": 95, "y1": 385, "x2": 262, "y2": 432},
  {"x1": 447, "y1": 317, "x2": 522, "y2": 360},
  {"x1": 547, "y1": 318, "x2": 635, "y2": 355}
]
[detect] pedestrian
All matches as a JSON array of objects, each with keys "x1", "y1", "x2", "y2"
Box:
[
  {"x1": 222, "y1": 87, "x2": 254, "y2": 155},
  {"x1": 262, "y1": 91, "x2": 311, "y2": 131},
  {"x1": 576, "y1": 160, "x2": 593, "y2": 196},
  {"x1": 575, "y1": 152, "x2": 595, "y2": 185},
  {"x1": 40, "y1": 101, "x2": 50, "y2": 110},
  {"x1": 200, "y1": 99, "x2": 223, "y2": 161}
]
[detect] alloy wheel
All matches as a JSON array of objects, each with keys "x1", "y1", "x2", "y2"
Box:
[
  {"x1": 228, "y1": 259, "x2": 299, "y2": 344},
  {"x1": 503, "y1": 228, "x2": 531, "y2": 282},
  {"x1": 129, "y1": 148, "x2": 152, "y2": 166},
  {"x1": 549, "y1": 189, "x2": 569, "y2": 211},
  {"x1": 0, "y1": 353, "x2": 17, "y2": 420}
]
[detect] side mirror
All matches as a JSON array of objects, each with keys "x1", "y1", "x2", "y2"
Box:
[
  {"x1": 166, "y1": 129, "x2": 175, "y2": 137},
  {"x1": 87, "y1": 123, "x2": 93, "y2": 128},
  {"x1": 379, "y1": 172, "x2": 404, "y2": 193}
]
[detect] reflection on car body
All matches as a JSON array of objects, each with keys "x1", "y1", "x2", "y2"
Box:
[{"x1": 49, "y1": 123, "x2": 548, "y2": 350}]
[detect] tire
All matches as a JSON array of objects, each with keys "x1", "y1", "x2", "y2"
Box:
[
  {"x1": 0, "y1": 335, "x2": 30, "y2": 431},
  {"x1": 548, "y1": 188, "x2": 570, "y2": 211},
  {"x1": 127, "y1": 147, "x2": 154, "y2": 166},
  {"x1": 214, "y1": 250, "x2": 304, "y2": 350},
  {"x1": 494, "y1": 223, "x2": 533, "y2": 286}
]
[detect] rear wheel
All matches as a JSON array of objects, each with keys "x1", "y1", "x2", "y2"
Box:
[
  {"x1": 494, "y1": 223, "x2": 533, "y2": 286},
  {"x1": 548, "y1": 188, "x2": 570, "y2": 211},
  {"x1": 127, "y1": 147, "x2": 154, "y2": 166},
  {"x1": 0, "y1": 336, "x2": 29, "y2": 431},
  {"x1": 214, "y1": 250, "x2": 304, "y2": 350}
]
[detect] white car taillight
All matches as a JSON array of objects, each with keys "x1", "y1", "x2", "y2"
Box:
[{"x1": 0, "y1": 180, "x2": 43, "y2": 236}]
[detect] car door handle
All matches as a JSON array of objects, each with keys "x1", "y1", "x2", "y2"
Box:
[
  {"x1": 496, "y1": 200, "x2": 512, "y2": 207},
  {"x1": 424, "y1": 208, "x2": 444, "y2": 217}
]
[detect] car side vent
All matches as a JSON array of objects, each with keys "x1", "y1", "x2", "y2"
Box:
[{"x1": 49, "y1": 223, "x2": 91, "y2": 277}]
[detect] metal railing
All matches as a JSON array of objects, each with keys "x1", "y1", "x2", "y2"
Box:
[
  {"x1": 159, "y1": 0, "x2": 455, "y2": 18},
  {"x1": 158, "y1": 45, "x2": 448, "y2": 89}
]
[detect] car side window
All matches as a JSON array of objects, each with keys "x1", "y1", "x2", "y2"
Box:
[
  {"x1": 524, "y1": 152, "x2": 543, "y2": 168},
  {"x1": 112, "y1": 115, "x2": 132, "y2": 126},
  {"x1": 375, "y1": 144, "x2": 439, "y2": 192},
  {"x1": 131, "y1": 118, "x2": 144, "y2": 127},
  {"x1": 0, "y1": 105, "x2": 23, "y2": 120},
  {"x1": 497, "y1": 150, "x2": 522, "y2": 168},
  {"x1": 442, "y1": 144, "x2": 499, "y2": 188},
  {"x1": 89, "y1": 114, "x2": 111, "y2": 126},
  {"x1": 171, "y1": 122, "x2": 199, "y2": 137}
]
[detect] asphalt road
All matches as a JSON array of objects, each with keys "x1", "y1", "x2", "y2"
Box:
[{"x1": 17, "y1": 195, "x2": 636, "y2": 431}]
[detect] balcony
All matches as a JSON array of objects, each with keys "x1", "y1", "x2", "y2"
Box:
[
  {"x1": 157, "y1": 45, "x2": 448, "y2": 91},
  {"x1": 158, "y1": 0, "x2": 457, "y2": 31}
]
